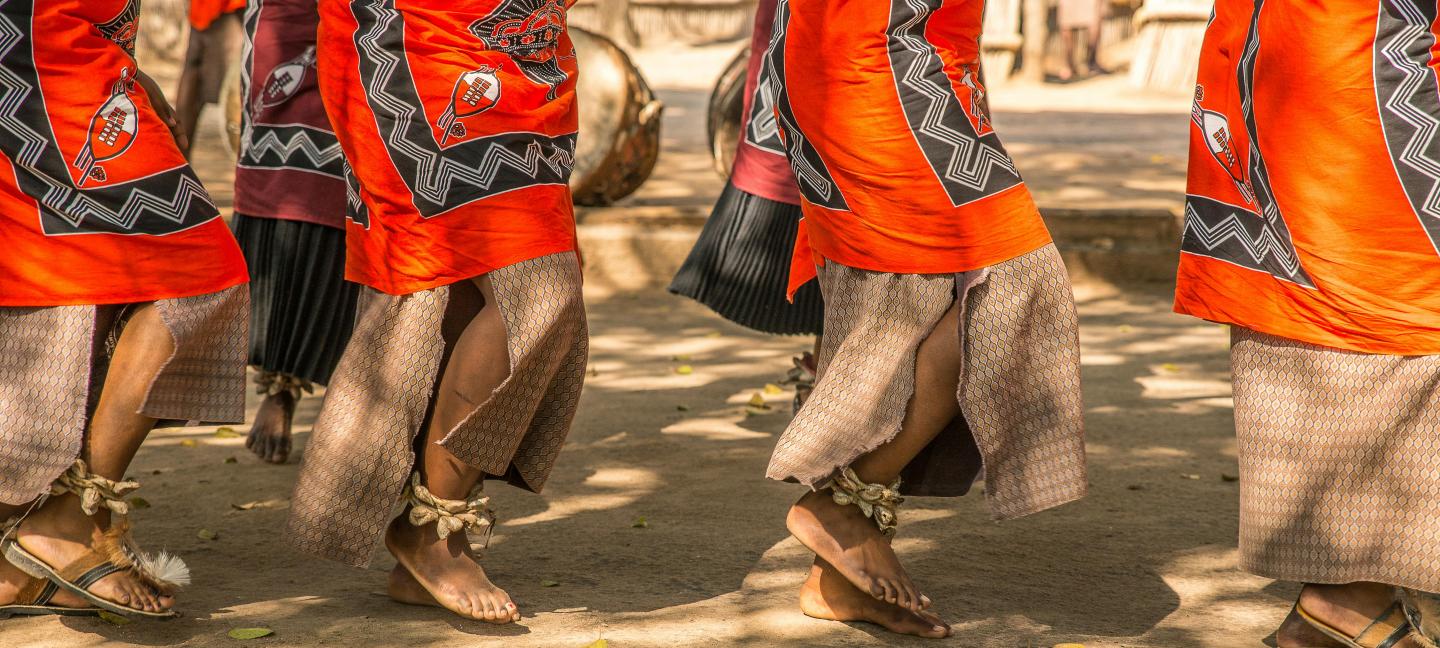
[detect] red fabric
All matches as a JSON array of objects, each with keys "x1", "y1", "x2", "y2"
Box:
[
  {"x1": 1174, "y1": 0, "x2": 1440, "y2": 354},
  {"x1": 772, "y1": 0, "x2": 1052, "y2": 297},
  {"x1": 234, "y1": 0, "x2": 346, "y2": 228},
  {"x1": 190, "y1": 0, "x2": 247, "y2": 31},
  {"x1": 728, "y1": 0, "x2": 800, "y2": 206},
  {"x1": 319, "y1": 0, "x2": 580, "y2": 294},
  {"x1": 0, "y1": 0, "x2": 247, "y2": 307}
]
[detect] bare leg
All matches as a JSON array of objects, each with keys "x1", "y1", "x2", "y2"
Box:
[
  {"x1": 15, "y1": 304, "x2": 176, "y2": 613},
  {"x1": 787, "y1": 302, "x2": 963, "y2": 614},
  {"x1": 173, "y1": 59, "x2": 203, "y2": 158},
  {"x1": 1085, "y1": 9, "x2": 1109, "y2": 75},
  {"x1": 1276, "y1": 582, "x2": 1420, "y2": 648},
  {"x1": 245, "y1": 390, "x2": 295, "y2": 464},
  {"x1": 1058, "y1": 28, "x2": 1079, "y2": 81},
  {"x1": 799, "y1": 557, "x2": 950, "y2": 638},
  {"x1": 385, "y1": 276, "x2": 519, "y2": 623}
]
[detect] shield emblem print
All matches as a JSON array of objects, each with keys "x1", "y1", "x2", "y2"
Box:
[
  {"x1": 1194, "y1": 108, "x2": 1256, "y2": 205},
  {"x1": 255, "y1": 46, "x2": 317, "y2": 115},
  {"x1": 437, "y1": 65, "x2": 502, "y2": 146},
  {"x1": 74, "y1": 76, "x2": 140, "y2": 187}
]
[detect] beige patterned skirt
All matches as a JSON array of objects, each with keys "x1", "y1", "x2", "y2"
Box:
[
  {"x1": 0, "y1": 286, "x2": 249, "y2": 505},
  {"x1": 767, "y1": 244, "x2": 1087, "y2": 520},
  {"x1": 286, "y1": 252, "x2": 588, "y2": 567},
  {"x1": 1232, "y1": 327, "x2": 1440, "y2": 592}
]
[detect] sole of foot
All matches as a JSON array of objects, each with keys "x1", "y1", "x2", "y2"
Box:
[
  {"x1": 799, "y1": 559, "x2": 949, "y2": 639},
  {"x1": 786, "y1": 489, "x2": 930, "y2": 612},
  {"x1": 383, "y1": 518, "x2": 519, "y2": 624}
]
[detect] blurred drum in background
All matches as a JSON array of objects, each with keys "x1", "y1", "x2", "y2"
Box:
[
  {"x1": 706, "y1": 46, "x2": 748, "y2": 178},
  {"x1": 569, "y1": 26, "x2": 663, "y2": 206}
]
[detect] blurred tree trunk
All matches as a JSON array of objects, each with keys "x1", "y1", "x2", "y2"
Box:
[
  {"x1": 595, "y1": 0, "x2": 639, "y2": 47},
  {"x1": 1018, "y1": 0, "x2": 1048, "y2": 82}
]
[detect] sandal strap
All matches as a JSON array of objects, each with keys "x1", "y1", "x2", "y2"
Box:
[
  {"x1": 404, "y1": 472, "x2": 495, "y2": 544},
  {"x1": 50, "y1": 460, "x2": 139, "y2": 517},
  {"x1": 254, "y1": 370, "x2": 313, "y2": 400},
  {"x1": 825, "y1": 467, "x2": 903, "y2": 536},
  {"x1": 1357, "y1": 602, "x2": 1412, "y2": 648},
  {"x1": 13, "y1": 576, "x2": 56, "y2": 606},
  {"x1": 72, "y1": 563, "x2": 125, "y2": 591}
]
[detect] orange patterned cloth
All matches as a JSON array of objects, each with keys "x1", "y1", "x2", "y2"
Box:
[
  {"x1": 190, "y1": 0, "x2": 248, "y2": 30},
  {"x1": 765, "y1": 0, "x2": 1052, "y2": 296},
  {"x1": 319, "y1": 0, "x2": 580, "y2": 294},
  {"x1": 1175, "y1": 0, "x2": 1440, "y2": 355},
  {"x1": 0, "y1": 0, "x2": 247, "y2": 307}
]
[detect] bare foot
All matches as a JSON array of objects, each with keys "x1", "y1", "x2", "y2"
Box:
[
  {"x1": 384, "y1": 517, "x2": 518, "y2": 623},
  {"x1": 245, "y1": 391, "x2": 295, "y2": 464},
  {"x1": 0, "y1": 559, "x2": 90, "y2": 609},
  {"x1": 14, "y1": 494, "x2": 173, "y2": 614},
  {"x1": 1276, "y1": 583, "x2": 1419, "y2": 648},
  {"x1": 799, "y1": 558, "x2": 949, "y2": 639},
  {"x1": 786, "y1": 489, "x2": 929, "y2": 612}
]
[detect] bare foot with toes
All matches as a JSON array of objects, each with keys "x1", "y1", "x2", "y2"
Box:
[
  {"x1": 799, "y1": 558, "x2": 950, "y2": 638},
  {"x1": 384, "y1": 517, "x2": 518, "y2": 623},
  {"x1": 787, "y1": 489, "x2": 930, "y2": 612},
  {"x1": 14, "y1": 495, "x2": 173, "y2": 614},
  {"x1": 245, "y1": 391, "x2": 295, "y2": 464}
]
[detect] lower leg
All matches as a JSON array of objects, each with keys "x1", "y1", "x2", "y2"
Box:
[
  {"x1": 17, "y1": 304, "x2": 176, "y2": 613},
  {"x1": 386, "y1": 276, "x2": 519, "y2": 623},
  {"x1": 172, "y1": 70, "x2": 202, "y2": 158},
  {"x1": 1085, "y1": 22, "x2": 1107, "y2": 72},
  {"x1": 1059, "y1": 29, "x2": 1079, "y2": 79},
  {"x1": 788, "y1": 303, "x2": 964, "y2": 614}
]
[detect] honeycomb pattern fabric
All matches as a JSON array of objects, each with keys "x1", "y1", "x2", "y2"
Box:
[
  {"x1": 287, "y1": 252, "x2": 587, "y2": 567},
  {"x1": 0, "y1": 306, "x2": 94, "y2": 504},
  {"x1": 767, "y1": 244, "x2": 1087, "y2": 521},
  {"x1": 1232, "y1": 327, "x2": 1440, "y2": 592},
  {"x1": 143, "y1": 286, "x2": 249, "y2": 423},
  {"x1": 0, "y1": 286, "x2": 249, "y2": 504}
]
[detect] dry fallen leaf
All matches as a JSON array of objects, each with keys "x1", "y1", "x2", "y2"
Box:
[
  {"x1": 1160, "y1": 363, "x2": 1180, "y2": 373},
  {"x1": 763, "y1": 383, "x2": 784, "y2": 395},
  {"x1": 674, "y1": 365, "x2": 693, "y2": 375},
  {"x1": 747, "y1": 393, "x2": 768, "y2": 408},
  {"x1": 214, "y1": 427, "x2": 242, "y2": 439},
  {"x1": 585, "y1": 640, "x2": 608, "y2": 648},
  {"x1": 129, "y1": 497, "x2": 152, "y2": 509},
  {"x1": 1118, "y1": 325, "x2": 1134, "y2": 333},
  {"x1": 230, "y1": 499, "x2": 286, "y2": 511},
  {"x1": 98, "y1": 611, "x2": 132, "y2": 625},
  {"x1": 632, "y1": 516, "x2": 648, "y2": 529},
  {"x1": 671, "y1": 354, "x2": 692, "y2": 361},
  {"x1": 224, "y1": 457, "x2": 238, "y2": 464},
  {"x1": 705, "y1": 331, "x2": 722, "y2": 338},
  {"x1": 1181, "y1": 473, "x2": 1201, "y2": 480},
  {"x1": 675, "y1": 404, "x2": 690, "y2": 412},
  {"x1": 1055, "y1": 643, "x2": 1087, "y2": 648},
  {"x1": 540, "y1": 579, "x2": 560, "y2": 587},
  {"x1": 1221, "y1": 473, "x2": 1239, "y2": 482},
  {"x1": 228, "y1": 628, "x2": 273, "y2": 640},
  {"x1": 197, "y1": 528, "x2": 219, "y2": 541},
  {"x1": 180, "y1": 439, "x2": 198, "y2": 448}
]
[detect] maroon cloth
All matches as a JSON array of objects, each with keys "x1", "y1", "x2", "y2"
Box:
[
  {"x1": 234, "y1": 0, "x2": 345, "y2": 228},
  {"x1": 729, "y1": 0, "x2": 801, "y2": 206}
]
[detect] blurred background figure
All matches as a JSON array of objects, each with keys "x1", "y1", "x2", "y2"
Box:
[
  {"x1": 1056, "y1": 0, "x2": 1109, "y2": 81},
  {"x1": 173, "y1": 0, "x2": 245, "y2": 158}
]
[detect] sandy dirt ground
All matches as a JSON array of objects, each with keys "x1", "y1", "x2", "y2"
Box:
[
  {"x1": 0, "y1": 27, "x2": 1297, "y2": 648},
  {"x1": 0, "y1": 286, "x2": 1289, "y2": 648}
]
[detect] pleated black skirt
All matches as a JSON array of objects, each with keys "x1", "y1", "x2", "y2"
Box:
[
  {"x1": 232, "y1": 214, "x2": 359, "y2": 385},
  {"x1": 669, "y1": 182, "x2": 824, "y2": 336}
]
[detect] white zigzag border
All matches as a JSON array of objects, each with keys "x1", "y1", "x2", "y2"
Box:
[
  {"x1": 0, "y1": 0, "x2": 216, "y2": 235},
  {"x1": 888, "y1": 0, "x2": 1018, "y2": 204}
]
